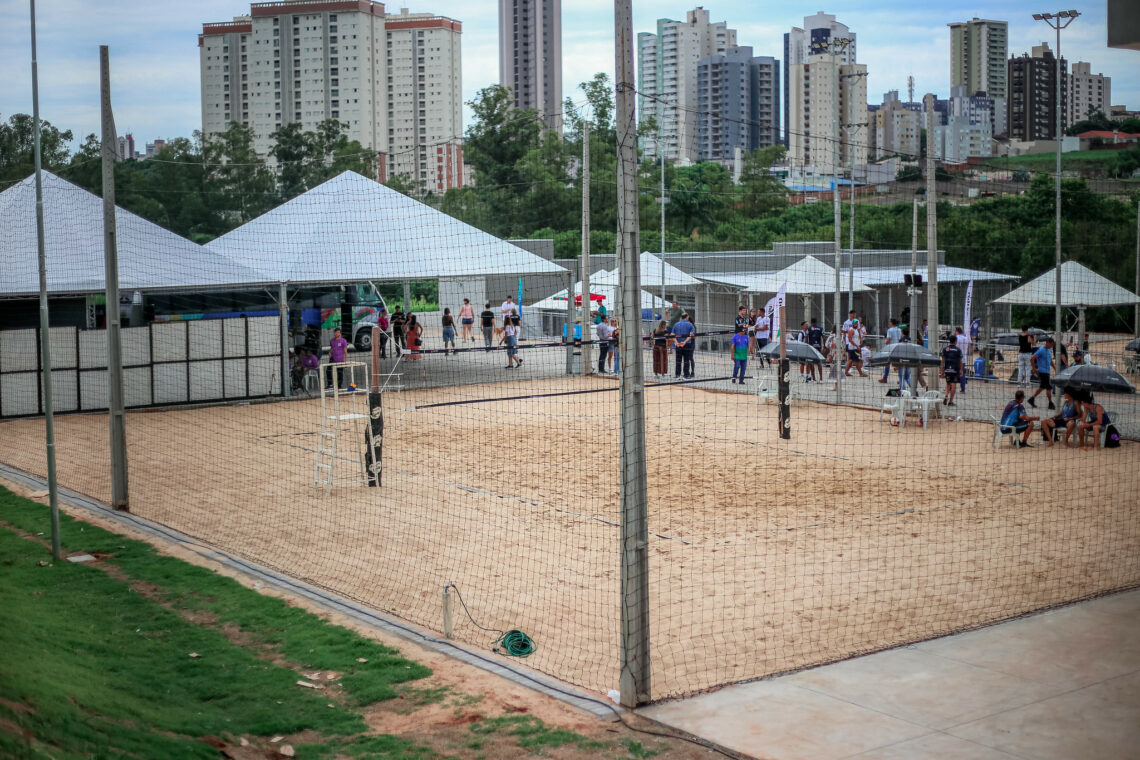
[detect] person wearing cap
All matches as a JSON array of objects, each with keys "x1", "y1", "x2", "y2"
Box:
[
  {"x1": 843, "y1": 317, "x2": 866, "y2": 377},
  {"x1": 1027, "y1": 338, "x2": 1056, "y2": 410}
]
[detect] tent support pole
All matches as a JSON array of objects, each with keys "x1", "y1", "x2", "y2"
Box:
[
  {"x1": 565, "y1": 269, "x2": 574, "y2": 375},
  {"x1": 1078, "y1": 306, "x2": 1086, "y2": 352},
  {"x1": 279, "y1": 282, "x2": 290, "y2": 398},
  {"x1": 403, "y1": 280, "x2": 411, "y2": 313}
]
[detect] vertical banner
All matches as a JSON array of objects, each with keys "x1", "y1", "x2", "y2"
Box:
[
  {"x1": 774, "y1": 282, "x2": 787, "y2": 339},
  {"x1": 961, "y1": 279, "x2": 974, "y2": 348}
]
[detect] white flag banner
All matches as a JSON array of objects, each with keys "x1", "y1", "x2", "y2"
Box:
[
  {"x1": 962, "y1": 280, "x2": 974, "y2": 347},
  {"x1": 774, "y1": 282, "x2": 787, "y2": 338},
  {"x1": 765, "y1": 296, "x2": 777, "y2": 338}
]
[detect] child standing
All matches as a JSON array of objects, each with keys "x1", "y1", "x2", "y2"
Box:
[{"x1": 730, "y1": 325, "x2": 750, "y2": 384}]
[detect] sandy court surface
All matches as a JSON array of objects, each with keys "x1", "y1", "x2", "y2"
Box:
[{"x1": 1, "y1": 375, "x2": 1138, "y2": 700}]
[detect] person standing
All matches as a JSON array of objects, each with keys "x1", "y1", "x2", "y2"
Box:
[
  {"x1": 844, "y1": 318, "x2": 867, "y2": 377},
  {"x1": 441, "y1": 308, "x2": 457, "y2": 356},
  {"x1": 651, "y1": 320, "x2": 669, "y2": 377},
  {"x1": 954, "y1": 327, "x2": 969, "y2": 395},
  {"x1": 390, "y1": 307, "x2": 406, "y2": 357},
  {"x1": 806, "y1": 317, "x2": 824, "y2": 382},
  {"x1": 458, "y1": 298, "x2": 475, "y2": 342},
  {"x1": 404, "y1": 314, "x2": 422, "y2": 361},
  {"x1": 479, "y1": 303, "x2": 496, "y2": 352},
  {"x1": 610, "y1": 317, "x2": 621, "y2": 374},
  {"x1": 730, "y1": 325, "x2": 749, "y2": 384},
  {"x1": 500, "y1": 295, "x2": 516, "y2": 324},
  {"x1": 376, "y1": 308, "x2": 390, "y2": 358},
  {"x1": 1027, "y1": 338, "x2": 1055, "y2": 410},
  {"x1": 595, "y1": 317, "x2": 613, "y2": 374},
  {"x1": 754, "y1": 309, "x2": 771, "y2": 366},
  {"x1": 879, "y1": 318, "x2": 902, "y2": 383},
  {"x1": 747, "y1": 308, "x2": 759, "y2": 354},
  {"x1": 672, "y1": 312, "x2": 696, "y2": 379},
  {"x1": 1017, "y1": 325, "x2": 1035, "y2": 385},
  {"x1": 735, "y1": 306, "x2": 749, "y2": 334},
  {"x1": 500, "y1": 314, "x2": 521, "y2": 369},
  {"x1": 940, "y1": 336, "x2": 963, "y2": 406},
  {"x1": 326, "y1": 327, "x2": 348, "y2": 389}
]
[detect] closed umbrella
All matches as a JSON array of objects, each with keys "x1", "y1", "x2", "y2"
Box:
[
  {"x1": 1051, "y1": 364, "x2": 1135, "y2": 395},
  {"x1": 759, "y1": 340, "x2": 825, "y2": 365},
  {"x1": 1125, "y1": 338, "x2": 1140, "y2": 353},
  {"x1": 867, "y1": 342, "x2": 941, "y2": 368}
]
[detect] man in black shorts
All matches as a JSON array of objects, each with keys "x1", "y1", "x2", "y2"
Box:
[{"x1": 940, "y1": 337, "x2": 964, "y2": 406}]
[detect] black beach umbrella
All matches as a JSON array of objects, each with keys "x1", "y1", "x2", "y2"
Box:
[
  {"x1": 759, "y1": 340, "x2": 825, "y2": 364},
  {"x1": 1052, "y1": 363, "x2": 1135, "y2": 395},
  {"x1": 867, "y1": 342, "x2": 942, "y2": 368},
  {"x1": 1125, "y1": 338, "x2": 1140, "y2": 353}
]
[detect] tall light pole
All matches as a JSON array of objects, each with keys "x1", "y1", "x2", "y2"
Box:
[
  {"x1": 830, "y1": 36, "x2": 851, "y2": 404},
  {"x1": 1033, "y1": 9, "x2": 1079, "y2": 369}
]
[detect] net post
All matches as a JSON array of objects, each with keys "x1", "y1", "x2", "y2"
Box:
[
  {"x1": 279, "y1": 282, "x2": 290, "y2": 398},
  {"x1": 565, "y1": 268, "x2": 574, "y2": 374},
  {"x1": 580, "y1": 120, "x2": 592, "y2": 374},
  {"x1": 778, "y1": 303, "x2": 790, "y2": 440},
  {"x1": 101, "y1": 44, "x2": 129, "y2": 510},
  {"x1": 924, "y1": 93, "x2": 939, "y2": 393},
  {"x1": 615, "y1": 0, "x2": 650, "y2": 708}
]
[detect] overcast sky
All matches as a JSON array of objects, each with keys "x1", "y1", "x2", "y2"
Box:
[{"x1": 0, "y1": 1, "x2": 1135, "y2": 148}]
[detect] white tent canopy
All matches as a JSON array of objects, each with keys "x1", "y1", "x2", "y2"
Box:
[
  {"x1": 531, "y1": 275, "x2": 667, "y2": 312},
  {"x1": 699, "y1": 255, "x2": 873, "y2": 295},
  {"x1": 206, "y1": 171, "x2": 565, "y2": 284},
  {"x1": 992, "y1": 261, "x2": 1140, "y2": 307},
  {"x1": 0, "y1": 172, "x2": 271, "y2": 297},
  {"x1": 590, "y1": 251, "x2": 704, "y2": 289}
]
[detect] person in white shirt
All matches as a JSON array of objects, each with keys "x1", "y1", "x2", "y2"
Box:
[
  {"x1": 500, "y1": 312, "x2": 522, "y2": 369},
  {"x1": 879, "y1": 318, "x2": 903, "y2": 384},
  {"x1": 844, "y1": 318, "x2": 867, "y2": 377},
  {"x1": 754, "y1": 312, "x2": 771, "y2": 367},
  {"x1": 500, "y1": 296, "x2": 516, "y2": 323},
  {"x1": 595, "y1": 319, "x2": 613, "y2": 374}
]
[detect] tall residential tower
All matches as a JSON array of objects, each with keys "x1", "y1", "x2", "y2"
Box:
[
  {"x1": 498, "y1": 0, "x2": 562, "y2": 132},
  {"x1": 199, "y1": 0, "x2": 463, "y2": 194},
  {"x1": 948, "y1": 18, "x2": 1008, "y2": 100},
  {"x1": 783, "y1": 12, "x2": 855, "y2": 147}
]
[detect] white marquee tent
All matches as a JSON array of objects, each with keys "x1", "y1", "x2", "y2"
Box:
[
  {"x1": 590, "y1": 251, "x2": 704, "y2": 290},
  {"x1": 0, "y1": 172, "x2": 269, "y2": 297},
  {"x1": 993, "y1": 261, "x2": 1140, "y2": 307},
  {"x1": 531, "y1": 274, "x2": 668, "y2": 312},
  {"x1": 700, "y1": 256, "x2": 873, "y2": 295},
  {"x1": 206, "y1": 171, "x2": 566, "y2": 284}
]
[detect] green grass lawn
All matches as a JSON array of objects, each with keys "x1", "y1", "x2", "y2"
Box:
[{"x1": 0, "y1": 486, "x2": 683, "y2": 760}]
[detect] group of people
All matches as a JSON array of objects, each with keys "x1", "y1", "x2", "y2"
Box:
[
  {"x1": 372, "y1": 307, "x2": 423, "y2": 361},
  {"x1": 1001, "y1": 387, "x2": 1114, "y2": 450}
]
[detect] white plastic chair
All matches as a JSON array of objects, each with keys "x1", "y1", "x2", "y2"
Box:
[
  {"x1": 908, "y1": 390, "x2": 944, "y2": 430},
  {"x1": 992, "y1": 414, "x2": 1019, "y2": 449},
  {"x1": 879, "y1": 389, "x2": 910, "y2": 426}
]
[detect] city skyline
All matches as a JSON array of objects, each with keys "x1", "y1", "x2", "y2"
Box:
[{"x1": 0, "y1": 1, "x2": 1135, "y2": 152}]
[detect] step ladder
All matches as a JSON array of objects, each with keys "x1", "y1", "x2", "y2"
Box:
[{"x1": 313, "y1": 361, "x2": 368, "y2": 495}]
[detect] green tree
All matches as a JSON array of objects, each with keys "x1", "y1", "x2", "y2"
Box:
[
  {"x1": 203, "y1": 121, "x2": 276, "y2": 225},
  {"x1": 464, "y1": 84, "x2": 541, "y2": 189},
  {"x1": 269, "y1": 123, "x2": 309, "y2": 200},
  {"x1": 0, "y1": 114, "x2": 73, "y2": 183},
  {"x1": 739, "y1": 145, "x2": 789, "y2": 217}
]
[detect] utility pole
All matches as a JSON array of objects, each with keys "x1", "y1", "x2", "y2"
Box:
[
  {"x1": 660, "y1": 147, "x2": 666, "y2": 306},
  {"x1": 830, "y1": 37, "x2": 851, "y2": 404},
  {"x1": 1034, "y1": 9, "x2": 1079, "y2": 368},
  {"x1": 848, "y1": 124, "x2": 857, "y2": 313},
  {"x1": 1135, "y1": 202, "x2": 1139, "y2": 337},
  {"x1": 911, "y1": 198, "x2": 919, "y2": 340},
  {"x1": 30, "y1": 0, "x2": 61, "y2": 560},
  {"x1": 924, "y1": 93, "x2": 939, "y2": 393},
  {"x1": 101, "y1": 45, "x2": 129, "y2": 510},
  {"x1": 580, "y1": 120, "x2": 592, "y2": 374},
  {"x1": 614, "y1": 0, "x2": 650, "y2": 709}
]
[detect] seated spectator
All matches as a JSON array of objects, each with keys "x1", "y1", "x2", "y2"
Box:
[
  {"x1": 1042, "y1": 390, "x2": 1080, "y2": 447},
  {"x1": 1078, "y1": 395, "x2": 1112, "y2": 450},
  {"x1": 1000, "y1": 390, "x2": 1039, "y2": 449}
]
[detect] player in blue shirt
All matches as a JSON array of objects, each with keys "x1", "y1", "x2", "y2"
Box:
[
  {"x1": 671, "y1": 313, "x2": 696, "y2": 379},
  {"x1": 730, "y1": 325, "x2": 750, "y2": 384},
  {"x1": 1027, "y1": 338, "x2": 1055, "y2": 410},
  {"x1": 1001, "y1": 390, "x2": 1039, "y2": 448}
]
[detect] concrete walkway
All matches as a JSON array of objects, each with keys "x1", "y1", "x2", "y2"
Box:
[{"x1": 642, "y1": 589, "x2": 1140, "y2": 760}]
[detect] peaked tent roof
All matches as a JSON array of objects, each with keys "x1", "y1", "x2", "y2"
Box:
[
  {"x1": 699, "y1": 256, "x2": 873, "y2": 295},
  {"x1": 590, "y1": 251, "x2": 704, "y2": 289},
  {"x1": 992, "y1": 261, "x2": 1140, "y2": 307},
  {"x1": 0, "y1": 172, "x2": 271, "y2": 297},
  {"x1": 206, "y1": 171, "x2": 566, "y2": 284},
  {"x1": 531, "y1": 273, "x2": 667, "y2": 311}
]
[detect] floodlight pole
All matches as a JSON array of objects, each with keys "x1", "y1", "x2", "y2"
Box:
[
  {"x1": 830, "y1": 37, "x2": 850, "y2": 404},
  {"x1": 615, "y1": 0, "x2": 650, "y2": 708},
  {"x1": 660, "y1": 147, "x2": 666, "y2": 306},
  {"x1": 580, "y1": 120, "x2": 592, "y2": 374},
  {"x1": 1034, "y1": 10, "x2": 1079, "y2": 369},
  {"x1": 101, "y1": 45, "x2": 129, "y2": 510},
  {"x1": 924, "y1": 94, "x2": 939, "y2": 393},
  {"x1": 30, "y1": 0, "x2": 61, "y2": 561}
]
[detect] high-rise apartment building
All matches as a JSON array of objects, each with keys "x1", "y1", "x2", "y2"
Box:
[
  {"x1": 787, "y1": 54, "x2": 867, "y2": 173},
  {"x1": 199, "y1": 0, "x2": 463, "y2": 195},
  {"x1": 695, "y1": 48, "x2": 779, "y2": 163},
  {"x1": 637, "y1": 7, "x2": 737, "y2": 163},
  {"x1": 784, "y1": 12, "x2": 855, "y2": 148},
  {"x1": 1007, "y1": 42, "x2": 1068, "y2": 142},
  {"x1": 498, "y1": 0, "x2": 562, "y2": 133},
  {"x1": 1068, "y1": 61, "x2": 1111, "y2": 124},
  {"x1": 948, "y1": 18, "x2": 1008, "y2": 100},
  {"x1": 870, "y1": 91, "x2": 920, "y2": 160}
]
